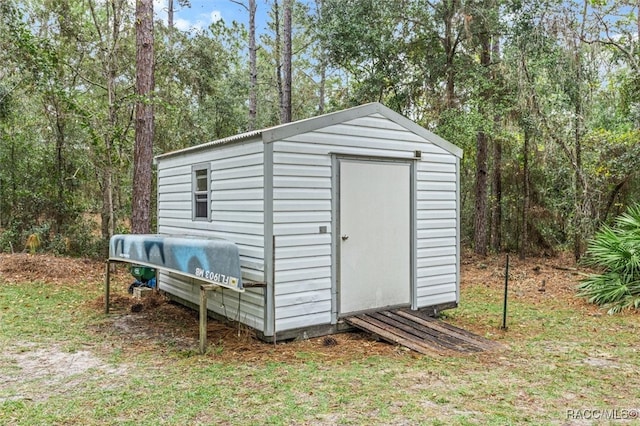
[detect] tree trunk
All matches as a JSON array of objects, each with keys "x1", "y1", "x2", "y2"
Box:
[
  {"x1": 54, "y1": 100, "x2": 65, "y2": 234},
  {"x1": 520, "y1": 124, "x2": 530, "y2": 260},
  {"x1": 490, "y1": 136, "x2": 502, "y2": 252},
  {"x1": 474, "y1": 130, "x2": 489, "y2": 256},
  {"x1": 474, "y1": 34, "x2": 492, "y2": 256},
  {"x1": 132, "y1": 0, "x2": 154, "y2": 235},
  {"x1": 573, "y1": 0, "x2": 588, "y2": 261},
  {"x1": 101, "y1": 170, "x2": 114, "y2": 241},
  {"x1": 318, "y1": 65, "x2": 326, "y2": 114},
  {"x1": 316, "y1": 0, "x2": 326, "y2": 114},
  {"x1": 273, "y1": 1, "x2": 283, "y2": 123},
  {"x1": 443, "y1": 4, "x2": 456, "y2": 109},
  {"x1": 490, "y1": 37, "x2": 502, "y2": 252},
  {"x1": 248, "y1": 0, "x2": 257, "y2": 130},
  {"x1": 573, "y1": 87, "x2": 583, "y2": 261},
  {"x1": 281, "y1": 0, "x2": 292, "y2": 123},
  {"x1": 168, "y1": 0, "x2": 174, "y2": 28}
]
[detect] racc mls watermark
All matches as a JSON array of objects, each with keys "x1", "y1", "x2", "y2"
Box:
[{"x1": 567, "y1": 408, "x2": 639, "y2": 421}]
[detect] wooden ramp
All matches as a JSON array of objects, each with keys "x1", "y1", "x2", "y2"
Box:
[{"x1": 345, "y1": 308, "x2": 502, "y2": 355}]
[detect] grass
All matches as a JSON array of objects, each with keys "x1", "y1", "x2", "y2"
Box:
[{"x1": 1, "y1": 260, "x2": 640, "y2": 425}]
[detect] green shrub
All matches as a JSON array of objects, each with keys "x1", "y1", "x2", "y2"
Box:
[{"x1": 578, "y1": 204, "x2": 640, "y2": 313}]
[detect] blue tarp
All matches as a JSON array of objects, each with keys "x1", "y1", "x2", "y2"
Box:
[{"x1": 109, "y1": 234, "x2": 243, "y2": 292}]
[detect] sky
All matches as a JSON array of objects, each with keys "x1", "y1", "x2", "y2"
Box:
[{"x1": 153, "y1": 0, "x2": 273, "y2": 33}]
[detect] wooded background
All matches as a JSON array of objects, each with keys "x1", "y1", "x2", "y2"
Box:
[{"x1": 0, "y1": 0, "x2": 638, "y2": 259}]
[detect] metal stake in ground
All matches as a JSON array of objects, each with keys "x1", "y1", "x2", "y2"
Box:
[{"x1": 502, "y1": 254, "x2": 509, "y2": 330}]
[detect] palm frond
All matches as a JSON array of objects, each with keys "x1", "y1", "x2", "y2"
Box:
[{"x1": 579, "y1": 204, "x2": 640, "y2": 313}]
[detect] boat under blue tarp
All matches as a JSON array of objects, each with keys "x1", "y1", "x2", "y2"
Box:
[{"x1": 108, "y1": 234, "x2": 243, "y2": 292}]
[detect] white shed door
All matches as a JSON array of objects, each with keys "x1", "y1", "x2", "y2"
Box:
[{"x1": 339, "y1": 160, "x2": 411, "y2": 315}]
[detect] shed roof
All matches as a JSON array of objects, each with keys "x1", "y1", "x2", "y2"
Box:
[{"x1": 155, "y1": 102, "x2": 463, "y2": 160}]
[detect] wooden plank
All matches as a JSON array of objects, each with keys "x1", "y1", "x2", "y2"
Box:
[
  {"x1": 396, "y1": 310, "x2": 499, "y2": 351},
  {"x1": 404, "y1": 309, "x2": 502, "y2": 349},
  {"x1": 344, "y1": 309, "x2": 502, "y2": 355},
  {"x1": 373, "y1": 311, "x2": 480, "y2": 353},
  {"x1": 346, "y1": 316, "x2": 444, "y2": 355}
]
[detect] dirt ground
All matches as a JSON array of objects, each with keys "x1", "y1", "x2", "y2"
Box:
[{"x1": 0, "y1": 250, "x2": 590, "y2": 363}]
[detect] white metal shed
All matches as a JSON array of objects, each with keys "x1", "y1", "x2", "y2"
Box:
[{"x1": 154, "y1": 102, "x2": 463, "y2": 341}]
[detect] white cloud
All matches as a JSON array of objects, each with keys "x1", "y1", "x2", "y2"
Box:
[
  {"x1": 151, "y1": 1, "x2": 223, "y2": 32},
  {"x1": 174, "y1": 17, "x2": 195, "y2": 31},
  {"x1": 210, "y1": 11, "x2": 222, "y2": 23},
  {"x1": 169, "y1": 9, "x2": 224, "y2": 32}
]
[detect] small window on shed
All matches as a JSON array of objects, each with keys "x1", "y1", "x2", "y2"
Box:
[{"x1": 192, "y1": 165, "x2": 210, "y2": 221}]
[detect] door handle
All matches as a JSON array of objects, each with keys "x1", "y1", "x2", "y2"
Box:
[{"x1": 342, "y1": 235, "x2": 349, "y2": 241}]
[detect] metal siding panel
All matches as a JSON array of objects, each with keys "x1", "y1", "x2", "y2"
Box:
[
  {"x1": 211, "y1": 221, "x2": 263, "y2": 235},
  {"x1": 417, "y1": 200, "x2": 457, "y2": 210},
  {"x1": 288, "y1": 128, "x2": 446, "y2": 155},
  {"x1": 264, "y1": 142, "x2": 275, "y2": 336},
  {"x1": 156, "y1": 140, "x2": 266, "y2": 292},
  {"x1": 159, "y1": 209, "x2": 192, "y2": 220},
  {"x1": 416, "y1": 282, "x2": 457, "y2": 298},
  {"x1": 273, "y1": 188, "x2": 331, "y2": 200},
  {"x1": 275, "y1": 164, "x2": 332, "y2": 177},
  {"x1": 417, "y1": 171, "x2": 457, "y2": 182},
  {"x1": 417, "y1": 264, "x2": 457, "y2": 278},
  {"x1": 159, "y1": 201, "x2": 192, "y2": 211},
  {"x1": 211, "y1": 211, "x2": 264, "y2": 224},
  {"x1": 415, "y1": 162, "x2": 456, "y2": 174},
  {"x1": 276, "y1": 255, "x2": 332, "y2": 271},
  {"x1": 236, "y1": 245, "x2": 263, "y2": 259},
  {"x1": 417, "y1": 246, "x2": 457, "y2": 258},
  {"x1": 417, "y1": 237, "x2": 457, "y2": 249},
  {"x1": 160, "y1": 174, "x2": 192, "y2": 186},
  {"x1": 275, "y1": 300, "x2": 333, "y2": 320},
  {"x1": 417, "y1": 219, "x2": 457, "y2": 229},
  {"x1": 455, "y1": 157, "x2": 461, "y2": 304},
  {"x1": 213, "y1": 175, "x2": 263, "y2": 190},
  {"x1": 274, "y1": 278, "x2": 332, "y2": 296},
  {"x1": 210, "y1": 152, "x2": 264, "y2": 171},
  {"x1": 158, "y1": 192, "x2": 191, "y2": 202},
  {"x1": 268, "y1": 112, "x2": 457, "y2": 330},
  {"x1": 417, "y1": 209, "x2": 457, "y2": 220},
  {"x1": 273, "y1": 211, "x2": 331, "y2": 224},
  {"x1": 214, "y1": 200, "x2": 264, "y2": 212},
  {"x1": 275, "y1": 267, "x2": 332, "y2": 285},
  {"x1": 417, "y1": 274, "x2": 458, "y2": 288},
  {"x1": 416, "y1": 148, "x2": 460, "y2": 309},
  {"x1": 214, "y1": 164, "x2": 263, "y2": 180},
  {"x1": 274, "y1": 222, "x2": 332, "y2": 236},
  {"x1": 417, "y1": 191, "x2": 456, "y2": 201},
  {"x1": 417, "y1": 154, "x2": 457, "y2": 164},
  {"x1": 211, "y1": 188, "x2": 263, "y2": 201},
  {"x1": 275, "y1": 290, "x2": 332, "y2": 308},
  {"x1": 156, "y1": 137, "x2": 263, "y2": 166},
  {"x1": 276, "y1": 139, "x2": 416, "y2": 159},
  {"x1": 158, "y1": 272, "x2": 265, "y2": 330},
  {"x1": 158, "y1": 165, "x2": 191, "y2": 178},
  {"x1": 159, "y1": 182, "x2": 191, "y2": 194},
  {"x1": 276, "y1": 244, "x2": 331, "y2": 259},
  {"x1": 273, "y1": 199, "x2": 331, "y2": 212},
  {"x1": 275, "y1": 233, "x2": 332, "y2": 247},
  {"x1": 417, "y1": 255, "x2": 456, "y2": 268},
  {"x1": 276, "y1": 311, "x2": 332, "y2": 331},
  {"x1": 417, "y1": 292, "x2": 457, "y2": 307},
  {"x1": 157, "y1": 224, "x2": 263, "y2": 246},
  {"x1": 273, "y1": 152, "x2": 332, "y2": 166},
  {"x1": 273, "y1": 176, "x2": 332, "y2": 189},
  {"x1": 417, "y1": 181, "x2": 457, "y2": 192}
]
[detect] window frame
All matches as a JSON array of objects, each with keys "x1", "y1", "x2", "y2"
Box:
[{"x1": 192, "y1": 163, "x2": 211, "y2": 221}]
